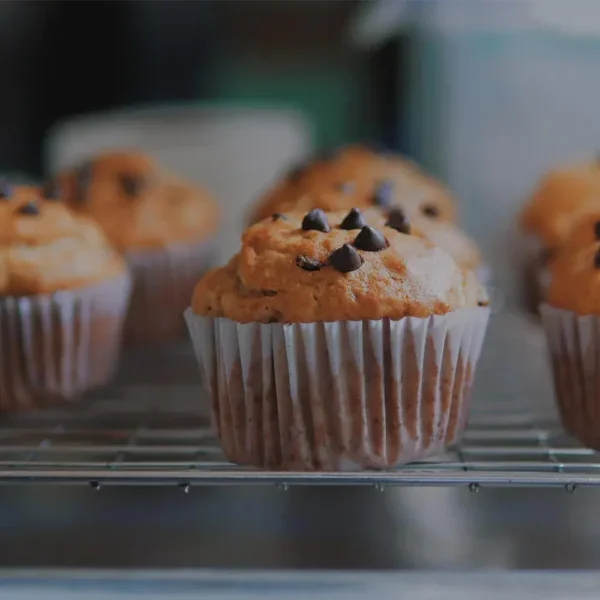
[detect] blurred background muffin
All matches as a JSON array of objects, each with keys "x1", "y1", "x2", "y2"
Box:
[
  {"x1": 250, "y1": 144, "x2": 458, "y2": 225},
  {"x1": 0, "y1": 184, "x2": 131, "y2": 411},
  {"x1": 519, "y1": 158, "x2": 600, "y2": 311},
  {"x1": 540, "y1": 209, "x2": 600, "y2": 452},
  {"x1": 53, "y1": 150, "x2": 219, "y2": 344},
  {"x1": 520, "y1": 158, "x2": 600, "y2": 252}
]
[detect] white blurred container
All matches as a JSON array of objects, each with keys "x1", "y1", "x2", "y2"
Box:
[
  {"x1": 352, "y1": 0, "x2": 600, "y2": 308},
  {"x1": 44, "y1": 104, "x2": 314, "y2": 263}
]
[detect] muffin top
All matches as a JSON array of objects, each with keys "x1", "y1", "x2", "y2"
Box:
[
  {"x1": 0, "y1": 184, "x2": 126, "y2": 296},
  {"x1": 250, "y1": 144, "x2": 457, "y2": 225},
  {"x1": 547, "y1": 209, "x2": 600, "y2": 314},
  {"x1": 192, "y1": 208, "x2": 487, "y2": 324},
  {"x1": 54, "y1": 150, "x2": 220, "y2": 252},
  {"x1": 364, "y1": 208, "x2": 482, "y2": 271},
  {"x1": 520, "y1": 158, "x2": 600, "y2": 250}
]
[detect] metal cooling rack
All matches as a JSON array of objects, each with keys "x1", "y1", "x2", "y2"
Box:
[{"x1": 0, "y1": 312, "x2": 597, "y2": 488}]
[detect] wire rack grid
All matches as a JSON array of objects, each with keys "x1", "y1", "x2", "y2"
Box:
[{"x1": 0, "y1": 312, "x2": 597, "y2": 489}]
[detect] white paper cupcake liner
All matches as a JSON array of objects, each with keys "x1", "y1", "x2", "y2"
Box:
[
  {"x1": 185, "y1": 307, "x2": 490, "y2": 471},
  {"x1": 540, "y1": 303, "x2": 600, "y2": 450},
  {"x1": 0, "y1": 272, "x2": 132, "y2": 411},
  {"x1": 124, "y1": 239, "x2": 215, "y2": 345}
]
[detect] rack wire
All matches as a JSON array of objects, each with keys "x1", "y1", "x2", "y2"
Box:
[{"x1": 0, "y1": 313, "x2": 597, "y2": 488}]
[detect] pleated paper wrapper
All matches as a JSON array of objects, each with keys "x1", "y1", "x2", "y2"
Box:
[
  {"x1": 185, "y1": 307, "x2": 490, "y2": 471},
  {"x1": 124, "y1": 239, "x2": 215, "y2": 345},
  {"x1": 540, "y1": 303, "x2": 600, "y2": 451},
  {"x1": 0, "y1": 272, "x2": 132, "y2": 411}
]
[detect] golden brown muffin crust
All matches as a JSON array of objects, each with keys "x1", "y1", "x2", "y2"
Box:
[
  {"x1": 56, "y1": 150, "x2": 220, "y2": 252},
  {"x1": 250, "y1": 144, "x2": 457, "y2": 225},
  {"x1": 364, "y1": 209, "x2": 482, "y2": 271},
  {"x1": 520, "y1": 159, "x2": 600, "y2": 249},
  {"x1": 193, "y1": 208, "x2": 486, "y2": 324},
  {"x1": 547, "y1": 209, "x2": 600, "y2": 314},
  {"x1": 0, "y1": 185, "x2": 126, "y2": 296}
]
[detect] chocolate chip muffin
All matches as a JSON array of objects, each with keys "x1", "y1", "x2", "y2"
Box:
[
  {"x1": 250, "y1": 144, "x2": 457, "y2": 226},
  {"x1": 539, "y1": 213, "x2": 600, "y2": 451},
  {"x1": 0, "y1": 184, "x2": 131, "y2": 410},
  {"x1": 52, "y1": 150, "x2": 219, "y2": 344},
  {"x1": 519, "y1": 158, "x2": 600, "y2": 310},
  {"x1": 251, "y1": 167, "x2": 483, "y2": 280},
  {"x1": 186, "y1": 208, "x2": 490, "y2": 471},
  {"x1": 520, "y1": 158, "x2": 600, "y2": 250}
]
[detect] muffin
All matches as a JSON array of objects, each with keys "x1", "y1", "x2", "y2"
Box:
[
  {"x1": 53, "y1": 150, "x2": 219, "y2": 344},
  {"x1": 540, "y1": 216, "x2": 600, "y2": 450},
  {"x1": 250, "y1": 144, "x2": 457, "y2": 225},
  {"x1": 253, "y1": 170, "x2": 483, "y2": 279},
  {"x1": 520, "y1": 159, "x2": 600, "y2": 250},
  {"x1": 185, "y1": 208, "x2": 490, "y2": 471},
  {"x1": 0, "y1": 184, "x2": 131, "y2": 410},
  {"x1": 519, "y1": 158, "x2": 600, "y2": 309}
]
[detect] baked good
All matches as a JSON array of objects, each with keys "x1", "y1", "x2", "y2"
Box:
[
  {"x1": 186, "y1": 208, "x2": 490, "y2": 470},
  {"x1": 520, "y1": 159, "x2": 600, "y2": 251},
  {"x1": 540, "y1": 215, "x2": 600, "y2": 451},
  {"x1": 0, "y1": 184, "x2": 131, "y2": 410},
  {"x1": 53, "y1": 150, "x2": 219, "y2": 344},
  {"x1": 250, "y1": 144, "x2": 457, "y2": 225},
  {"x1": 518, "y1": 158, "x2": 600, "y2": 311},
  {"x1": 253, "y1": 168, "x2": 482, "y2": 276}
]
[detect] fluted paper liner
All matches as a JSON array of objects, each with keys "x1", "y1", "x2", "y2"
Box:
[
  {"x1": 185, "y1": 307, "x2": 490, "y2": 470},
  {"x1": 540, "y1": 303, "x2": 600, "y2": 450},
  {"x1": 0, "y1": 272, "x2": 131, "y2": 411},
  {"x1": 124, "y1": 239, "x2": 215, "y2": 345}
]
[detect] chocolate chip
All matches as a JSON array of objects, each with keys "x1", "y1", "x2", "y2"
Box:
[
  {"x1": 329, "y1": 244, "x2": 363, "y2": 273},
  {"x1": 17, "y1": 202, "x2": 40, "y2": 216},
  {"x1": 42, "y1": 179, "x2": 61, "y2": 200},
  {"x1": 477, "y1": 300, "x2": 488, "y2": 307},
  {"x1": 302, "y1": 208, "x2": 330, "y2": 233},
  {"x1": 386, "y1": 208, "x2": 411, "y2": 234},
  {"x1": 119, "y1": 173, "x2": 145, "y2": 197},
  {"x1": 595, "y1": 249, "x2": 600, "y2": 269},
  {"x1": 296, "y1": 255, "x2": 321, "y2": 272},
  {"x1": 372, "y1": 180, "x2": 394, "y2": 207},
  {"x1": 594, "y1": 221, "x2": 600, "y2": 240},
  {"x1": 339, "y1": 208, "x2": 366, "y2": 230},
  {"x1": 354, "y1": 225, "x2": 387, "y2": 252},
  {"x1": 337, "y1": 181, "x2": 355, "y2": 194},
  {"x1": 0, "y1": 180, "x2": 12, "y2": 200},
  {"x1": 422, "y1": 204, "x2": 439, "y2": 218},
  {"x1": 272, "y1": 213, "x2": 286, "y2": 221}
]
